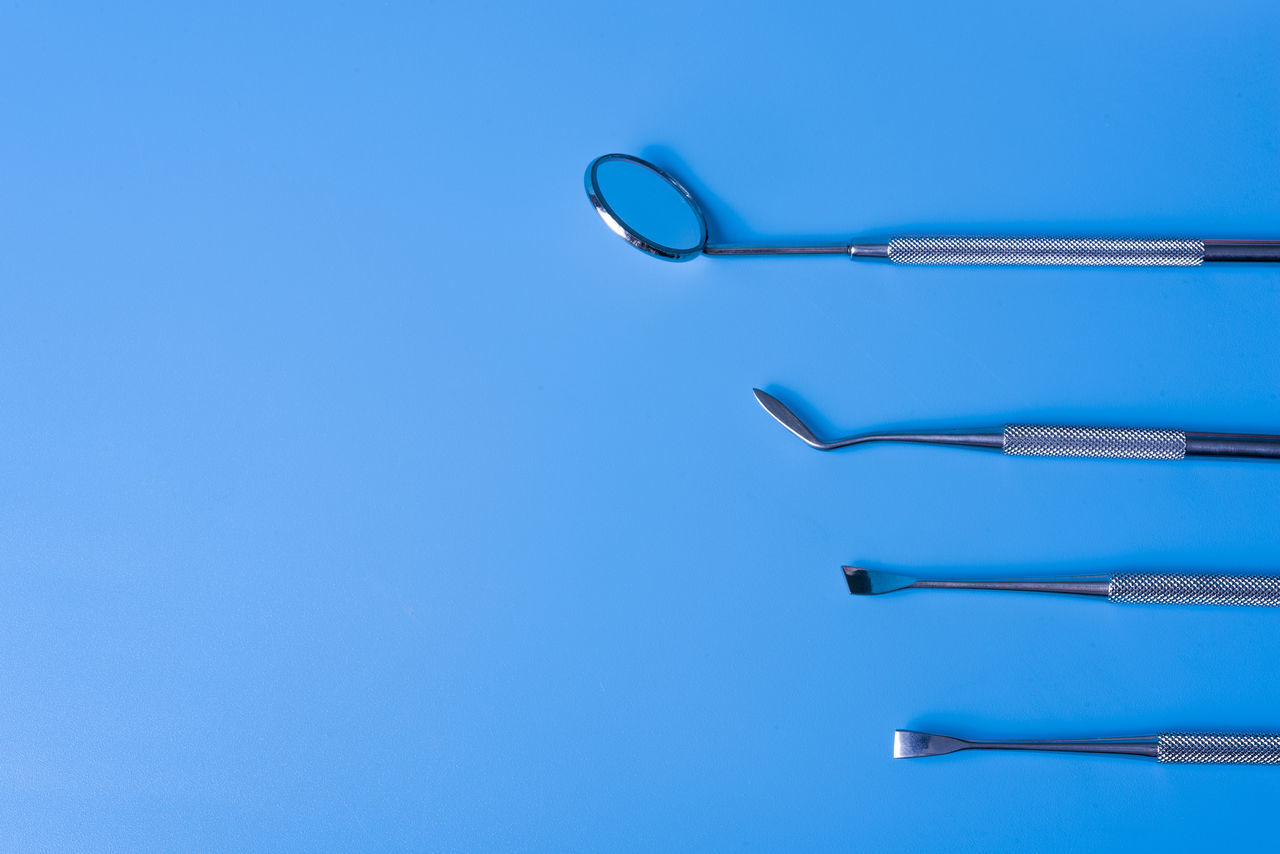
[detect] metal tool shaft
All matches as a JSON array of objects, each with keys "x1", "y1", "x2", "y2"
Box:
[
  {"x1": 844, "y1": 567, "x2": 1280, "y2": 606},
  {"x1": 894, "y1": 730, "x2": 1158, "y2": 760},
  {"x1": 709, "y1": 238, "x2": 1280, "y2": 264},
  {"x1": 754, "y1": 389, "x2": 1280, "y2": 461},
  {"x1": 895, "y1": 730, "x2": 1280, "y2": 764},
  {"x1": 909, "y1": 576, "x2": 1112, "y2": 597}
]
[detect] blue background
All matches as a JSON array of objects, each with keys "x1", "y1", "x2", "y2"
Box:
[{"x1": 2, "y1": 1, "x2": 1280, "y2": 850}]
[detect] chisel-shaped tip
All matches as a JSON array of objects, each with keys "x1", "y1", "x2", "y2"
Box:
[
  {"x1": 842, "y1": 566, "x2": 918, "y2": 595},
  {"x1": 894, "y1": 730, "x2": 970, "y2": 759}
]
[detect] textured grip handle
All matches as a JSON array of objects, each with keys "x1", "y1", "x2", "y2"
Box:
[
  {"x1": 1159, "y1": 734, "x2": 1280, "y2": 764},
  {"x1": 887, "y1": 237, "x2": 1204, "y2": 266},
  {"x1": 1110, "y1": 573, "x2": 1280, "y2": 607},
  {"x1": 1003, "y1": 425, "x2": 1187, "y2": 460}
]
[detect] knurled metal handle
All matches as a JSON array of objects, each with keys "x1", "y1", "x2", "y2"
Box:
[
  {"x1": 1002, "y1": 425, "x2": 1187, "y2": 460},
  {"x1": 1159, "y1": 734, "x2": 1280, "y2": 764},
  {"x1": 1110, "y1": 573, "x2": 1280, "y2": 607},
  {"x1": 887, "y1": 237, "x2": 1204, "y2": 266}
]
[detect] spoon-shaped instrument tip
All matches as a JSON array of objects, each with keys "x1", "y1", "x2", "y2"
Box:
[
  {"x1": 753, "y1": 388, "x2": 828, "y2": 449},
  {"x1": 843, "y1": 566, "x2": 918, "y2": 595}
]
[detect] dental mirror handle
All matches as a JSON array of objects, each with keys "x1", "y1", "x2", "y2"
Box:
[
  {"x1": 896, "y1": 731, "x2": 1280, "y2": 763},
  {"x1": 849, "y1": 237, "x2": 1280, "y2": 265}
]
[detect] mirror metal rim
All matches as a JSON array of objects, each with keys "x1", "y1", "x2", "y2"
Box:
[{"x1": 585, "y1": 153, "x2": 708, "y2": 262}]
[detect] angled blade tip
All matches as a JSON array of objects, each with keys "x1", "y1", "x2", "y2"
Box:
[
  {"x1": 751, "y1": 388, "x2": 778, "y2": 411},
  {"x1": 842, "y1": 567, "x2": 917, "y2": 595},
  {"x1": 752, "y1": 388, "x2": 824, "y2": 448}
]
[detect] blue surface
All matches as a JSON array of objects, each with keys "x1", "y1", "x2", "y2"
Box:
[{"x1": 2, "y1": 2, "x2": 1280, "y2": 850}]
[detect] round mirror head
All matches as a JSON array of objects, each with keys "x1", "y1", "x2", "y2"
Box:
[{"x1": 585, "y1": 154, "x2": 708, "y2": 261}]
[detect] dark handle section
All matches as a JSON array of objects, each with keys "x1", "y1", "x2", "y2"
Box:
[
  {"x1": 1203, "y1": 240, "x2": 1280, "y2": 262},
  {"x1": 1185, "y1": 432, "x2": 1280, "y2": 460}
]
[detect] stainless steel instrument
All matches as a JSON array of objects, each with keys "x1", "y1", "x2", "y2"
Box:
[
  {"x1": 894, "y1": 730, "x2": 1280, "y2": 764},
  {"x1": 844, "y1": 567, "x2": 1280, "y2": 607},
  {"x1": 755, "y1": 389, "x2": 1280, "y2": 462},
  {"x1": 586, "y1": 153, "x2": 1280, "y2": 266}
]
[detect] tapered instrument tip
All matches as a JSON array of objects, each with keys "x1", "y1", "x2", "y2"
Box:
[{"x1": 752, "y1": 388, "x2": 826, "y2": 449}]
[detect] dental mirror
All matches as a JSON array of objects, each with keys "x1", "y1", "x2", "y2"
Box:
[
  {"x1": 585, "y1": 154, "x2": 707, "y2": 261},
  {"x1": 585, "y1": 152, "x2": 1280, "y2": 266}
]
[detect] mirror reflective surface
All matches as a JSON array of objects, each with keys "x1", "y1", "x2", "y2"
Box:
[{"x1": 586, "y1": 154, "x2": 707, "y2": 261}]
